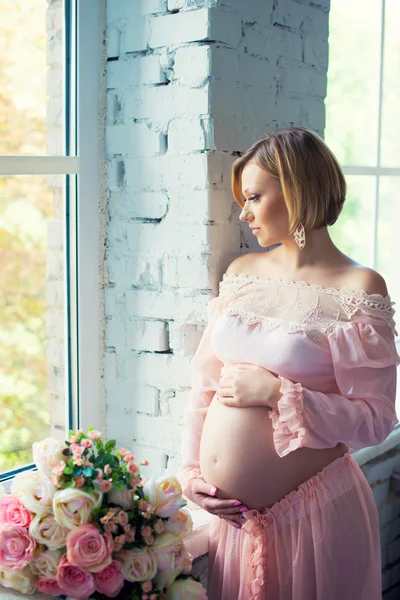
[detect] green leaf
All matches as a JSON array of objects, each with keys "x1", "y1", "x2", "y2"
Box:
[
  {"x1": 68, "y1": 430, "x2": 75, "y2": 437},
  {"x1": 105, "y1": 439, "x2": 116, "y2": 452},
  {"x1": 88, "y1": 425, "x2": 95, "y2": 431},
  {"x1": 63, "y1": 480, "x2": 75, "y2": 489},
  {"x1": 112, "y1": 481, "x2": 125, "y2": 491},
  {"x1": 83, "y1": 467, "x2": 94, "y2": 477},
  {"x1": 64, "y1": 467, "x2": 73, "y2": 475},
  {"x1": 68, "y1": 458, "x2": 74, "y2": 468},
  {"x1": 96, "y1": 439, "x2": 104, "y2": 452}
]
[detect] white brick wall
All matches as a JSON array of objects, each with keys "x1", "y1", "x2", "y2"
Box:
[{"x1": 103, "y1": 0, "x2": 331, "y2": 481}]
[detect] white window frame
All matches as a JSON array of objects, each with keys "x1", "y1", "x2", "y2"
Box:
[{"x1": 0, "y1": 0, "x2": 104, "y2": 487}]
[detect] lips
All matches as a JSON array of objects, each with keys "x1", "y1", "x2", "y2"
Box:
[{"x1": 250, "y1": 227, "x2": 260, "y2": 231}]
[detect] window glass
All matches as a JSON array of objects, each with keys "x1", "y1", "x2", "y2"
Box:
[{"x1": 381, "y1": 0, "x2": 400, "y2": 167}]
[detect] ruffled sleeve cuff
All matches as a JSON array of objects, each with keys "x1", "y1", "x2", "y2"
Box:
[{"x1": 268, "y1": 376, "x2": 308, "y2": 458}]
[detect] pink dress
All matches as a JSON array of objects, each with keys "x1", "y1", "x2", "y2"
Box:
[{"x1": 179, "y1": 273, "x2": 400, "y2": 600}]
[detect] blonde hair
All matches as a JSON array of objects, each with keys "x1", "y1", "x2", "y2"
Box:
[{"x1": 231, "y1": 127, "x2": 347, "y2": 234}]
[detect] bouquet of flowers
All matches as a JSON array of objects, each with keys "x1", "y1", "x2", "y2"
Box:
[{"x1": 0, "y1": 427, "x2": 207, "y2": 600}]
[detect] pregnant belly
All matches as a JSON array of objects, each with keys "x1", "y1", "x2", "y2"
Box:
[{"x1": 199, "y1": 394, "x2": 347, "y2": 511}]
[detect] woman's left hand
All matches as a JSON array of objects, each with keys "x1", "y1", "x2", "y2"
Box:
[{"x1": 216, "y1": 363, "x2": 281, "y2": 410}]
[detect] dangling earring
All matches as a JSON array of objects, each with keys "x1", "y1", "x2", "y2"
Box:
[{"x1": 293, "y1": 223, "x2": 306, "y2": 249}]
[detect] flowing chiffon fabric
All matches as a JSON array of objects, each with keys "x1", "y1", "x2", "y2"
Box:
[
  {"x1": 178, "y1": 274, "x2": 400, "y2": 599},
  {"x1": 207, "y1": 451, "x2": 381, "y2": 600}
]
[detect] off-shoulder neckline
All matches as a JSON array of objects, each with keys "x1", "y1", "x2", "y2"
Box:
[{"x1": 221, "y1": 272, "x2": 394, "y2": 303}]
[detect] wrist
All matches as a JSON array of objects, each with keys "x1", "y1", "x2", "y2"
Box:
[{"x1": 265, "y1": 377, "x2": 282, "y2": 410}]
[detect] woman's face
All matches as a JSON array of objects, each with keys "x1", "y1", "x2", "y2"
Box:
[{"x1": 239, "y1": 161, "x2": 290, "y2": 248}]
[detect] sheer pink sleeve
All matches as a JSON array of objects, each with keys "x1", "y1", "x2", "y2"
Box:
[
  {"x1": 269, "y1": 316, "x2": 400, "y2": 458},
  {"x1": 178, "y1": 295, "x2": 224, "y2": 509}
]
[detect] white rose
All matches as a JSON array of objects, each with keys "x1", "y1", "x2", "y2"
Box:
[
  {"x1": 0, "y1": 565, "x2": 36, "y2": 595},
  {"x1": 117, "y1": 547, "x2": 157, "y2": 582},
  {"x1": 108, "y1": 488, "x2": 135, "y2": 510},
  {"x1": 32, "y1": 437, "x2": 67, "y2": 477},
  {"x1": 30, "y1": 549, "x2": 61, "y2": 578},
  {"x1": 152, "y1": 532, "x2": 191, "y2": 590},
  {"x1": 29, "y1": 512, "x2": 69, "y2": 550},
  {"x1": 11, "y1": 471, "x2": 56, "y2": 517},
  {"x1": 163, "y1": 577, "x2": 207, "y2": 600},
  {"x1": 163, "y1": 508, "x2": 193, "y2": 539},
  {"x1": 53, "y1": 488, "x2": 103, "y2": 529},
  {"x1": 143, "y1": 475, "x2": 182, "y2": 518}
]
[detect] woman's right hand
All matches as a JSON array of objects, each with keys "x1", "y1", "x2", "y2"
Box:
[{"x1": 186, "y1": 477, "x2": 248, "y2": 529}]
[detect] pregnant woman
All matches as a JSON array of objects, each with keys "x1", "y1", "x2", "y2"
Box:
[{"x1": 178, "y1": 127, "x2": 400, "y2": 600}]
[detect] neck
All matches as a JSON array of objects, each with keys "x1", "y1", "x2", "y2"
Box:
[{"x1": 273, "y1": 227, "x2": 343, "y2": 276}]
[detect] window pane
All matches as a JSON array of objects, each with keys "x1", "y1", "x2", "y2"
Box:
[
  {"x1": 329, "y1": 175, "x2": 375, "y2": 266},
  {"x1": 381, "y1": 0, "x2": 400, "y2": 167},
  {"x1": 326, "y1": 0, "x2": 381, "y2": 166},
  {"x1": 0, "y1": 174, "x2": 66, "y2": 474},
  {"x1": 0, "y1": 0, "x2": 64, "y2": 156},
  {"x1": 376, "y1": 177, "x2": 400, "y2": 311}
]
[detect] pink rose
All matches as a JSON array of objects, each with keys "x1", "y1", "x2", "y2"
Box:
[
  {"x1": 94, "y1": 560, "x2": 124, "y2": 598},
  {"x1": 0, "y1": 525, "x2": 37, "y2": 570},
  {"x1": 37, "y1": 578, "x2": 63, "y2": 596},
  {"x1": 127, "y1": 461, "x2": 139, "y2": 475},
  {"x1": 87, "y1": 430, "x2": 101, "y2": 440},
  {"x1": 81, "y1": 439, "x2": 92, "y2": 450},
  {"x1": 66, "y1": 524, "x2": 113, "y2": 573},
  {"x1": 142, "y1": 580, "x2": 152, "y2": 593},
  {"x1": 56, "y1": 554, "x2": 96, "y2": 599},
  {"x1": 0, "y1": 495, "x2": 32, "y2": 528},
  {"x1": 118, "y1": 511, "x2": 129, "y2": 527},
  {"x1": 104, "y1": 464, "x2": 112, "y2": 475},
  {"x1": 100, "y1": 480, "x2": 113, "y2": 493}
]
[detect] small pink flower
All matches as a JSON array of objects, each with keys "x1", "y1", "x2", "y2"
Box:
[
  {"x1": 118, "y1": 448, "x2": 129, "y2": 457},
  {"x1": 139, "y1": 500, "x2": 149, "y2": 511},
  {"x1": 0, "y1": 495, "x2": 32, "y2": 528},
  {"x1": 37, "y1": 578, "x2": 63, "y2": 596},
  {"x1": 144, "y1": 511, "x2": 152, "y2": 519},
  {"x1": 0, "y1": 525, "x2": 37, "y2": 570},
  {"x1": 127, "y1": 461, "x2": 139, "y2": 475},
  {"x1": 125, "y1": 528, "x2": 136, "y2": 543},
  {"x1": 154, "y1": 519, "x2": 164, "y2": 535},
  {"x1": 81, "y1": 439, "x2": 92, "y2": 450},
  {"x1": 144, "y1": 534, "x2": 155, "y2": 545},
  {"x1": 113, "y1": 534, "x2": 126, "y2": 552},
  {"x1": 52, "y1": 461, "x2": 67, "y2": 477},
  {"x1": 66, "y1": 524, "x2": 113, "y2": 573},
  {"x1": 76, "y1": 429, "x2": 84, "y2": 435},
  {"x1": 143, "y1": 595, "x2": 149, "y2": 600},
  {"x1": 95, "y1": 468, "x2": 103, "y2": 481},
  {"x1": 141, "y1": 525, "x2": 152, "y2": 538},
  {"x1": 94, "y1": 560, "x2": 124, "y2": 598},
  {"x1": 104, "y1": 521, "x2": 118, "y2": 534},
  {"x1": 141, "y1": 459, "x2": 149, "y2": 466},
  {"x1": 83, "y1": 460, "x2": 93, "y2": 467},
  {"x1": 118, "y1": 511, "x2": 129, "y2": 527},
  {"x1": 142, "y1": 580, "x2": 152, "y2": 593},
  {"x1": 74, "y1": 457, "x2": 84, "y2": 467},
  {"x1": 74, "y1": 476, "x2": 85, "y2": 488},
  {"x1": 123, "y1": 453, "x2": 135, "y2": 463},
  {"x1": 88, "y1": 430, "x2": 102, "y2": 441},
  {"x1": 150, "y1": 594, "x2": 158, "y2": 600},
  {"x1": 147, "y1": 505, "x2": 155, "y2": 514},
  {"x1": 70, "y1": 444, "x2": 82, "y2": 454},
  {"x1": 51, "y1": 475, "x2": 61, "y2": 487},
  {"x1": 69, "y1": 435, "x2": 79, "y2": 444},
  {"x1": 100, "y1": 480, "x2": 113, "y2": 493},
  {"x1": 104, "y1": 464, "x2": 112, "y2": 475},
  {"x1": 56, "y1": 554, "x2": 96, "y2": 599},
  {"x1": 129, "y1": 477, "x2": 141, "y2": 488}
]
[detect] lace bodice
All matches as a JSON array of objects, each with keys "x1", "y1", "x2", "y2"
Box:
[{"x1": 217, "y1": 273, "x2": 398, "y2": 344}]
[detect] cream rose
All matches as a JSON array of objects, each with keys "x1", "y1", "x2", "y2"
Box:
[
  {"x1": 117, "y1": 547, "x2": 157, "y2": 582},
  {"x1": 162, "y1": 577, "x2": 207, "y2": 600},
  {"x1": 108, "y1": 488, "x2": 135, "y2": 510},
  {"x1": 142, "y1": 475, "x2": 182, "y2": 518},
  {"x1": 11, "y1": 471, "x2": 56, "y2": 517},
  {"x1": 30, "y1": 549, "x2": 61, "y2": 579},
  {"x1": 32, "y1": 437, "x2": 67, "y2": 477},
  {"x1": 53, "y1": 488, "x2": 102, "y2": 530},
  {"x1": 152, "y1": 532, "x2": 190, "y2": 590},
  {"x1": 163, "y1": 507, "x2": 193, "y2": 538},
  {"x1": 29, "y1": 512, "x2": 69, "y2": 550},
  {"x1": 0, "y1": 565, "x2": 36, "y2": 595}
]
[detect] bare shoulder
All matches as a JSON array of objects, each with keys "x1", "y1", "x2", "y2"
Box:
[
  {"x1": 225, "y1": 252, "x2": 266, "y2": 276},
  {"x1": 346, "y1": 266, "x2": 389, "y2": 297}
]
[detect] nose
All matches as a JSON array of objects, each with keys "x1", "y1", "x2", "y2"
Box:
[{"x1": 239, "y1": 202, "x2": 253, "y2": 222}]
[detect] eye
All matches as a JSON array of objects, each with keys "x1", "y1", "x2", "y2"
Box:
[{"x1": 247, "y1": 194, "x2": 260, "y2": 202}]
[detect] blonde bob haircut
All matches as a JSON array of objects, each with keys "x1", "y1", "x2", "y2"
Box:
[{"x1": 232, "y1": 127, "x2": 347, "y2": 235}]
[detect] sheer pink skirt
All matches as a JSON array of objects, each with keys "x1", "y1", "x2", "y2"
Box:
[{"x1": 207, "y1": 451, "x2": 381, "y2": 600}]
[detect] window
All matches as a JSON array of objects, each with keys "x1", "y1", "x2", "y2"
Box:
[
  {"x1": 325, "y1": 0, "x2": 400, "y2": 416},
  {"x1": 0, "y1": 0, "x2": 102, "y2": 483}
]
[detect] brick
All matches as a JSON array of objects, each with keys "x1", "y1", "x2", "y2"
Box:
[
  {"x1": 49, "y1": 396, "x2": 65, "y2": 428},
  {"x1": 173, "y1": 45, "x2": 211, "y2": 87},
  {"x1": 168, "y1": 116, "x2": 214, "y2": 152},
  {"x1": 126, "y1": 320, "x2": 169, "y2": 351},
  {"x1": 124, "y1": 83, "x2": 209, "y2": 120},
  {"x1": 106, "y1": 123, "x2": 166, "y2": 157},
  {"x1": 107, "y1": 55, "x2": 167, "y2": 89},
  {"x1": 107, "y1": 0, "x2": 167, "y2": 22},
  {"x1": 47, "y1": 220, "x2": 63, "y2": 250},
  {"x1": 388, "y1": 536, "x2": 400, "y2": 567},
  {"x1": 107, "y1": 379, "x2": 159, "y2": 416},
  {"x1": 107, "y1": 158, "x2": 125, "y2": 190},
  {"x1": 106, "y1": 91, "x2": 123, "y2": 125},
  {"x1": 46, "y1": 339, "x2": 64, "y2": 369},
  {"x1": 371, "y1": 478, "x2": 390, "y2": 507},
  {"x1": 383, "y1": 557, "x2": 400, "y2": 592},
  {"x1": 281, "y1": 65, "x2": 327, "y2": 98},
  {"x1": 47, "y1": 309, "x2": 64, "y2": 339},
  {"x1": 304, "y1": 37, "x2": 329, "y2": 68},
  {"x1": 168, "y1": 321, "x2": 203, "y2": 356},
  {"x1": 47, "y1": 281, "x2": 64, "y2": 310},
  {"x1": 125, "y1": 154, "x2": 209, "y2": 190},
  {"x1": 123, "y1": 17, "x2": 151, "y2": 53},
  {"x1": 106, "y1": 318, "x2": 127, "y2": 349},
  {"x1": 46, "y1": 251, "x2": 63, "y2": 281},
  {"x1": 149, "y1": 9, "x2": 210, "y2": 48},
  {"x1": 362, "y1": 450, "x2": 400, "y2": 485},
  {"x1": 378, "y1": 490, "x2": 400, "y2": 529},
  {"x1": 106, "y1": 27, "x2": 121, "y2": 59},
  {"x1": 108, "y1": 191, "x2": 169, "y2": 221}
]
